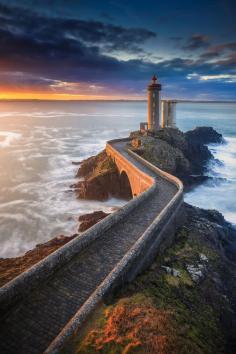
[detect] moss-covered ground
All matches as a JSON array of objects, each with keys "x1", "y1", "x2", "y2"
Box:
[{"x1": 70, "y1": 225, "x2": 228, "y2": 354}]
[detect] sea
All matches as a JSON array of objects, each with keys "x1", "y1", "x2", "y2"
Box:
[{"x1": 0, "y1": 101, "x2": 235, "y2": 258}]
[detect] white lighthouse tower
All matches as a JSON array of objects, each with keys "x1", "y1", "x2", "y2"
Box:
[
  {"x1": 161, "y1": 100, "x2": 177, "y2": 128},
  {"x1": 147, "y1": 75, "x2": 162, "y2": 131}
]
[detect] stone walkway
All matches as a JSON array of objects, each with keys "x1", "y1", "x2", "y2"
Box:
[{"x1": 0, "y1": 140, "x2": 177, "y2": 354}]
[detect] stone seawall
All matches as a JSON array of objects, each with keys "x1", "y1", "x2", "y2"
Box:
[{"x1": 45, "y1": 139, "x2": 183, "y2": 354}]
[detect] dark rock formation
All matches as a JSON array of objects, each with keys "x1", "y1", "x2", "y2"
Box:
[
  {"x1": 0, "y1": 234, "x2": 77, "y2": 287},
  {"x1": 71, "y1": 127, "x2": 222, "y2": 200},
  {"x1": 184, "y1": 203, "x2": 236, "y2": 261},
  {"x1": 131, "y1": 133, "x2": 191, "y2": 176},
  {"x1": 0, "y1": 210, "x2": 111, "y2": 286},
  {"x1": 78, "y1": 211, "x2": 110, "y2": 232},
  {"x1": 72, "y1": 150, "x2": 132, "y2": 201},
  {"x1": 130, "y1": 126, "x2": 223, "y2": 188},
  {"x1": 185, "y1": 126, "x2": 223, "y2": 145}
]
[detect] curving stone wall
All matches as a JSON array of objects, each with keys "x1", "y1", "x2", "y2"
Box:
[{"x1": 45, "y1": 139, "x2": 184, "y2": 354}]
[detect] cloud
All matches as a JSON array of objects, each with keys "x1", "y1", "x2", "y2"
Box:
[
  {"x1": 187, "y1": 73, "x2": 236, "y2": 83},
  {"x1": 0, "y1": 3, "x2": 156, "y2": 56},
  {"x1": 199, "y1": 42, "x2": 236, "y2": 60},
  {"x1": 210, "y1": 42, "x2": 236, "y2": 53},
  {"x1": 0, "y1": 3, "x2": 235, "y2": 99},
  {"x1": 214, "y1": 53, "x2": 236, "y2": 68},
  {"x1": 183, "y1": 34, "x2": 210, "y2": 50},
  {"x1": 0, "y1": 3, "x2": 158, "y2": 84}
]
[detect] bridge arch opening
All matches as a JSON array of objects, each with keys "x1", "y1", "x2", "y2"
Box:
[{"x1": 120, "y1": 171, "x2": 133, "y2": 199}]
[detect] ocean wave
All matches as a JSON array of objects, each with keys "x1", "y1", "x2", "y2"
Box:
[
  {"x1": 0, "y1": 212, "x2": 29, "y2": 223},
  {"x1": 186, "y1": 136, "x2": 236, "y2": 224},
  {"x1": 0, "y1": 131, "x2": 22, "y2": 148},
  {"x1": 208, "y1": 137, "x2": 236, "y2": 179},
  {"x1": 0, "y1": 110, "x2": 137, "y2": 120}
]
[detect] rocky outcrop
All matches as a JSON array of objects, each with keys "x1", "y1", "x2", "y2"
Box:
[
  {"x1": 0, "y1": 210, "x2": 111, "y2": 287},
  {"x1": 72, "y1": 150, "x2": 132, "y2": 201},
  {"x1": 130, "y1": 126, "x2": 223, "y2": 187},
  {"x1": 78, "y1": 211, "x2": 110, "y2": 232},
  {"x1": 0, "y1": 127, "x2": 223, "y2": 286},
  {"x1": 75, "y1": 203, "x2": 236, "y2": 354},
  {"x1": 71, "y1": 127, "x2": 222, "y2": 200},
  {"x1": 130, "y1": 134, "x2": 191, "y2": 176},
  {"x1": 185, "y1": 126, "x2": 223, "y2": 145},
  {"x1": 0, "y1": 234, "x2": 77, "y2": 287}
]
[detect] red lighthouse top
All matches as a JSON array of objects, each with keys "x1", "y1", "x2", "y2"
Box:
[
  {"x1": 152, "y1": 75, "x2": 157, "y2": 83},
  {"x1": 148, "y1": 74, "x2": 161, "y2": 90}
]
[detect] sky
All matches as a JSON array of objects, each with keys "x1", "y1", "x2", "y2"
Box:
[{"x1": 0, "y1": 0, "x2": 235, "y2": 100}]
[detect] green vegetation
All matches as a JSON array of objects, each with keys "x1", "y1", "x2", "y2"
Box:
[{"x1": 71, "y1": 226, "x2": 227, "y2": 354}]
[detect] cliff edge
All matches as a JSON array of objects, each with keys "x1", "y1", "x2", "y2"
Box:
[
  {"x1": 130, "y1": 126, "x2": 223, "y2": 188},
  {"x1": 71, "y1": 203, "x2": 236, "y2": 354},
  {"x1": 0, "y1": 126, "x2": 235, "y2": 353},
  {"x1": 71, "y1": 126, "x2": 223, "y2": 200},
  {"x1": 71, "y1": 150, "x2": 132, "y2": 200}
]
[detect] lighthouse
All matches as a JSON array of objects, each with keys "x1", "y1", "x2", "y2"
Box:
[
  {"x1": 139, "y1": 75, "x2": 177, "y2": 134},
  {"x1": 147, "y1": 75, "x2": 162, "y2": 131}
]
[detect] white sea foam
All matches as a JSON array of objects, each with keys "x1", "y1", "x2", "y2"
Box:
[
  {"x1": 0, "y1": 131, "x2": 22, "y2": 147},
  {"x1": 0, "y1": 101, "x2": 235, "y2": 257},
  {"x1": 208, "y1": 138, "x2": 236, "y2": 179},
  {"x1": 185, "y1": 136, "x2": 236, "y2": 224}
]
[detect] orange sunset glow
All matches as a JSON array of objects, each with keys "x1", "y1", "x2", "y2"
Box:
[
  {"x1": 0, "y1": 91, "x2": 141, "y2": 100},
  {"x1": 0, "y1": 85, "x2": 144, "y2": 101}
]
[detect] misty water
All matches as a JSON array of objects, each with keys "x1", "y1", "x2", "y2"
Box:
[{"x1": 0, "y1": 101, "x2": 235, "y2": 257}]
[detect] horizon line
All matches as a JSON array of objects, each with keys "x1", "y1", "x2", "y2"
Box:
[{"x1": 1, "y1": 98, "x2": 236, "y2": 104}]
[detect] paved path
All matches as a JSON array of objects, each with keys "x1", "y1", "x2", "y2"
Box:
[{"x1": 0, "y1": 140, "x2": 177, "y2": 354}]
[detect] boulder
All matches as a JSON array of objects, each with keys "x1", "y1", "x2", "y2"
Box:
[
  {"x1": 73, "y1": 150, "x2": 132, "y2": 201},
  {"x1": 185, "y1": 126, "x2": 223, "y2": 145},
  {"x1": 78, "y1": 211, "x2": 110, "y2": 232},
  {"x1": 129, "y1": 126, "x2": 223, "y2": 185}
]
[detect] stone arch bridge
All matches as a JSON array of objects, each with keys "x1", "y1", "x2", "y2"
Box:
[{"x1": 106, "y1": 138, "x2": 153, "y2": 197}]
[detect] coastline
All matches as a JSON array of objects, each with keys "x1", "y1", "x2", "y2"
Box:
[
  {"x1": 1, "y1": 101, "x2": 235, "y2": 258},
  {"x1": 0, "y1": 126, "x2": 233, "y2": 284},
  {"x1": 1, "y1": 126, "x2": 236, "y2": 353}
]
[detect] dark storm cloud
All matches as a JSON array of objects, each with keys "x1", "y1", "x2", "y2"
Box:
[
  {"x1": 0, "y1": 3, "x2": 156, "y2": 55},
  {"x1": 183, "y1": 34, "x2": 210, "y2": 50},
  {"x1": 0, "y1": 71, "x2": 57, "y2": 88},
  {"x1": 0, "y1": 2, "x2": 235, "y2": 99},
  {"x1": 206, "y1": 42, "x2": 236, "y2": 56},
  {"x1": 214, "y1": 53, "x2": 236, "y2": 68},
  {"x1": 199, "y1": 42, "x2": 236, "y2": 61},
  {"x1": 59, "y1": 19, "x2": 156, "y2": 53},
  {"x1": 0, "y1": 3, "x2": 157, "y2": 82},
  {"x1": 199, "y1": 51, "x2": 220, "y2": 60}
]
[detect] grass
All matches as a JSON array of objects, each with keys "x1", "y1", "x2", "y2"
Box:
[{"x1": 70, "y1": 226, "x2": 226, "y2": 354}]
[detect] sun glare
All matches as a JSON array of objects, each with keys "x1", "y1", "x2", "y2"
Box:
[{"x1": 0, "y1": 91, "x2": 144, "y2": 101}]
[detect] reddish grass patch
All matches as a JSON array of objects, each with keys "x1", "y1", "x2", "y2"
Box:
[{"x1": 80, "y1": 297, "x2": 180, "y2": 354}]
